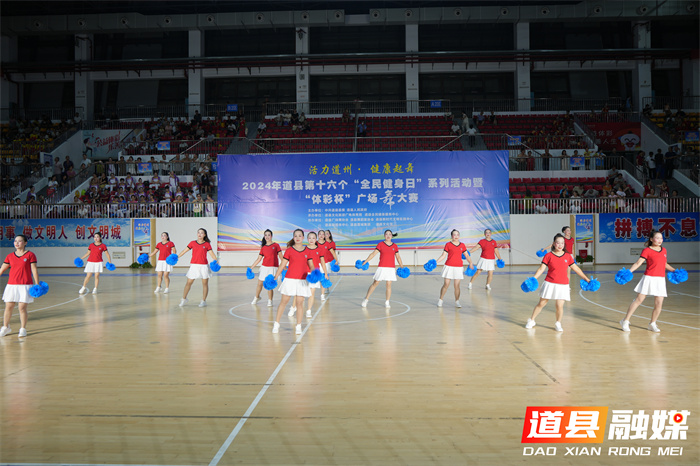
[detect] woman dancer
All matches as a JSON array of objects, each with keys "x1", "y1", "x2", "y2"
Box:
[
  {"x1": 250, "y1": 229, "x2": 283, "y2": 307},
  {"x1": 79, "y1": 232, "x2": 111, "y2": 295},
  {"x1": 177, "y1": 228, "x2": 218, "y2": 308},
  {"x1": 0, "y1": 235, "x2": 40, "y2": 338},
  {"x1": 619, "y1": 230, "x2": 678, "y2": 333},
  {"x1": 320, "y1": 229, "x2": 340, "y2": 301},
  {"x1": 289, "y1": 231, "x2": 327, "y2": 319},
  {"x1": 468, "y1": 228, "x2": 503, "y2": 290},
  {"x1": 272, "y1": 229, "x2": 315, "y2": 335},
  {"x1": 540, "y1": 226, "x2": 575, "y2": 261},
  {"x1": 360, "y1": 230, "x2": 405, "y2": 309},
  {"x1": 525, "y1": 233, "x2": 592, "y2": 332},
  {"x1": 149, "y1": 232, "x2": 176, "y2": 294},
  {"x1": 435, "y1": 229, "x2": 473, "y2": 307}
]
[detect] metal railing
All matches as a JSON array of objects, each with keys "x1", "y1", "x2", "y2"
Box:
[
  {"x1": 481, "y1": 134, "x2": 593, "y2": 151},
  {"x1": 95, "y1": 104, "x2": 246, "y2": 121},
  {"x1": 510, "y1": 196, "x2": 699, "y2": 215},
  {"x1": 508, "y1": 154, "x2": 626, "y2": 172},
  {"x1": 0, "y1": 201, "x2": 218, "y2": 220},
  {"x1": 265, "y1": 100, "x2": 451, "y2": 116},
  {"x1": 642, "y1": 96, "x2": 700, "y2": 111},
  {"x1": 250, "y1": 136, "x2": 462, "y2": 153},
  {"x1": 639, "y1": 113, "x2": 675, "y2": 145},
  {"x1": 0, "y1": 107, "x2": 83, "y2": 123}
]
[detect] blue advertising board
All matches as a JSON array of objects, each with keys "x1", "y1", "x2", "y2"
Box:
[{"x1": 599, "y1": 213, "x2": 699, "y2": 242}]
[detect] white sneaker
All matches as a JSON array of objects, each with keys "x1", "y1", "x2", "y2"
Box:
[
  {"x1": 554, "y1": 321, "x2": 563, "y2": 332},
  {"x1": 251, "y1": 297, "x2": 260, "y2": 304},
  {"x1": 620, "y1": 320, "x2": 630, "y2": 332},
  {"x1": 485, "y1": 284, "x2": 491, "y2": 290},
  {"x1": 18, "y1": 328, "x2": 27, "y2": 338},
  {"x1": 272, "y1": 322, "x2": 280, "y2": 334},
  {"x1": 320, "y1": 293, "x2": 326, "y2": 301},
  {"x1": 0, "y1": 326, "x2": 10, "y2": 337},
  {"x1": 295, "y1": 324, "x2": 302, "y2": 335},
  {"x1": 467, "y1": 283, "x2": 472, "y2": 290},
  {"x1": 648, "y1": 322, "x2": 661, "y2": 333},
  {"x1": 361, "y1": 299, "x2": 368, "y2": 308},
  {"x1": 437, "y1": 299, "x2": 443, "y2": 307},
  {"x1": 385, "y1": 300, "x2": 391, "y2": 308},
  {"x1": 154, "y1": 287, "x2": 161, "y2": 293},
  {"x1": 92, "y1": 288, "x2": 97, "y2": 294},
  {"x1": 179, "y1": 298, "x2": 188, "y2": 307},
  {"x1": 525, "y1": 319, "x2": 536, "y2": 329},
  {"x1": 198, "y1": 300, "x2": 207, "y2": 308},
  {"x1": 267, "y1": 299, "x2": 273, "y2": 307},
  {"x1": 288, "y1": 307, "x2": 296, "y2": 317},
  {"x1": 455, "y1": 300, "x2": 462, "y2": 308},
  {"x1": 306, "y1": 309, "x2": 312, "y2": 318},
  {"x1": 163, "y1": 288, "x2": 169, "y2": 294},
  {"x1": 79, "y1": 287, "x2": 87, "y2": 294}
]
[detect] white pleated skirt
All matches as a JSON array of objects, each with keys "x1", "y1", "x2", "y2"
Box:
[
  {"x1": 186, "y1": 264, "x2": 211, "y2": 280},
  {"x1": 373, "y1": 267, "x2": 397, "y2": 282},
  {"x1": 540, "y1": 281, "x2": 571, "y2": 301},
  {"x1": 477, "y1": 258, "x2": 496, "y2": 271},
  {"x1": 2, "y1": 284, "x2": 34, "y2": 303},
  {"x1": 155, "y1": 260, "x2": 173, "y2": 272},
  {"x1": 634, "y1": 275, "x2": 667, "y2": 297},
  {"x1": 308, "y1": 281, "x2": 321, "y2": 289},
  {"x1": 84, "y1": 261, "x2": 103, "y2": 274},
  {"x1": 258, "y1": 266, "x2": 277, "y2": 281},
  {"x1": 279, "y1": 278, "x2": 311, "y2": 297},
  {"x1": 441, "y1": 265, "x2": 464, "y2": 280}
]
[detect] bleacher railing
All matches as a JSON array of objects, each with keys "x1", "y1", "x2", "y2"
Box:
[
  {"x1": 1, "y1": 107, "x2": 83, "y2": 123},
  {"x1": 0, "y1": 201, "x2": 218, "y2": 220},
  {"x1": 642, "y1": 96, "x2": 700, "y2": 111},
  {"x1": 508, "y1": 155, "x2": 627, "y2": 172},
  {"x1": 265, "y1": 100, "x2": 451, "y2": 116},
  {"x1": 95, "y1": 104, "x2": 246, "y2": 121},
  {"x1": 510, "y1": 196, "x2": 698, "y2": 215},
  {"x1": 250, "y1": 136, "x2": 461, "y2": 153}
]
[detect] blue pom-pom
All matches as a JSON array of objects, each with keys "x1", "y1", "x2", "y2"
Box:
[
  {"x1": 536, "y1": 249, "x2": 546, "y2": 258},
  {"x1": 281, "y1": 269, "x2": 287, "y2": 280},
  {"x1": 355, "y1": 260, "x2": 364, "y2": 270},
  {"x1": 496, "y1": 259, "x2": 505, "y2": 268},
  {"x1": 464, "y1": 265, "x2": 477, "y2": 277},
  {"x1": 670, "y1": 268, "x2": 688, "y2": 284},
  {"x1": 166, "y1": 254, "x2": 178, "y2": 266},
  {"x1": 520, "y1": 277, "x2": 539, "y2": 293},
  {"x1": 320, "y1": 278, "x2": 333, "y2": 288},
  {"x1": 263, "y1": 274, "x2": 278, "y2": 290},
  {"x1": 307, "y1": 268, "x2": 323, "y2": 284},
  {"x1": 137, "y1": 253, "x2": 148, "y2": 265},
  {"x1": 397, "y1": 267, "x2": 410, "y2": 278},
  {"x1": 74, "y1": 257, "x2": 84, "y2": 267},
  {"x1": 362, "y1": 262, "x2": 369, "y2": 271},
  {"x1": 587, "y1": 278, "x2": 601, "y2": 292},
  {"x1": 614, "y1": 267, "x2": 633, "y2": 285},
  {"x1": 29, "y1": 284, "x2": 44, "y2": 298},
  {"x1": 105, "y1": 262, "x2": 116, "y2": 271},
  {"x1": 423, "y1": 259, "x2": 437, "y2": 272},
  {"x1": 210, "y1": 260, "x2": 221, "y2": 272},
  {"x1": 330, "y1": 261, "x2": 340, "y2": 272},
  {"x1": 39, "y1": 281, "x2": 49, "y2": 294},
  {"x1": 246, "y1": 267, "x2": 255, "y2": 279}
]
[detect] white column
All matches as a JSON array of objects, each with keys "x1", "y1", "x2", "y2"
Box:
[
  {"x1": 515, "y1": 22, "x2": 531, "y2": 112},
  {"x1": 188, "y1": 30, "x2": 205, "y2": 119},
  {"x1": 1, "y1": 36, "x2": 18, "y2": 121},
  {"x1": 405, "y1": 24, "x2": 419, "y2": 113},
  {"x1": 632, "y1": 21, "x2": 652, "y2": 111},
  {"x1": 74, "y1": 34, "x2": 94, "y2": 120},
  {"x1": 295, "y1": 27, "x2": 310, "y2": 114}
]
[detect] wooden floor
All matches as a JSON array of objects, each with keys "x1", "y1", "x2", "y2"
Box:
[{"x1": 1, "y1": 266, "x2": 698, "y2": 466}]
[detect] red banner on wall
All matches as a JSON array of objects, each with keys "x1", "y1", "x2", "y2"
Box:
[{"x1": 587, "y1": 122, "x2": 642, "y2": 151}]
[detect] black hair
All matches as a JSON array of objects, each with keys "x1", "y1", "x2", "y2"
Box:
[
  {"x1": 561, "y1": 226, "x2": 571, "y2": 233},
  {"x1": 15, "y1": 234, "x2": 28, "y2": 243},
  {"x1": 644, "y1": 229, "x2": 662, "y2": 248},
  {"x1": 261, "y1": 229, "x2": 273, "y2": 247},
  {"x1": 483, "y1": 228, "x2": 491, "y2": 235},
  {"x1": 307, "y1": 231, "x2": 317, "y2": 240},
  {"x1": 198, "y1": 228, "x2": 211, "y2": 243},
  {"x1": 451, "y1": 229, "x2": 460, "y2": 237},
  {"x1": 287, "y1": 229, "x2": 304, "y2": 248},
  {"x1": 384, "y1": 229, "x2": 398, "y2": 238},
  {"x1": 161, "y1": 232, "x2": 170, "y2": 241},
  {"x1": 551, "y1": 233, "x2": 565, "y2": 252},
  {"x1": 325, "y1": 230, "x2": 334, "y2": 242},
  {"x1": 93, "y1": 232, "x2": 102, "y2": 242}
]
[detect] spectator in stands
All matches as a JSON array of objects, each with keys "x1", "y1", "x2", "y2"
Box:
[
  {"x1": 357, "y1": 121, "x2": 367, "y2": 137},
  {"x1": 669, "y1": 190, "x2": 681, "y2": 212},
  {"x1": 192, "y1": 110, "x2": 202, "y2": 125},
  {"x1": 642, "y1": 103, "x2": 653, "y2": 118},
  {"x1": 559, "y1": 185, "x2": 571, "y2": 199},
  {"x1": 342, "y1": 109, "x2": 351, "y2": 124},
  {"x1": 664, "y1": 146, "x2": 678, "y2": 179},
  {"x1": 559, "y1": 149, "x2": 569, "y2": 171},
  {"x1": 644, "y1": 151, "x2": 656, "y2": 180},
  {"x1": 516, "y1": 148, "x2": 529, "y2": 170},
  {"x1": 489, "y1": 111, "x2": 497, "y2": 125},
  {"x1": 53, "y1": 157, "x2": 62, "y2": 177},
  {"x1": 300, "y1": 120, "x2": 311, "y2": 134},
  {"x1": 257, "y1": 121, "x2": 267, "y2": 136},
  {"x1": 450, "y1": 122, "x2": 462, "y2": 136},
  {"x1": 583, "y1": 187, "x2": 599, "y2": 198},
  {"x1": 168, "y1": 171, "x2": 179, "y2": 194},
  {"x1": 571, "y1": 185, "x2": 584, "y2": 197},
  {"x1": 475, "y1": 111, "x2": 486, "y2": 125},
  {"x1": 467, "y1": 125, "x2": 477, "y2": 147},
  {"x1": 654, "y1": 149, "x2": 665, "y2": 179},
  {"x1": 542, "y1": 148, "x2": 552, "y2": 171},
  {"x1": 0, "y1": 199, "x2": 8, "y2": 219},
  {"x1": 657, "y1": 180, "x2": 670, "y2": 198},
  {"x1": 461, "y1": 112, "x2": 469, "y2": 132}
]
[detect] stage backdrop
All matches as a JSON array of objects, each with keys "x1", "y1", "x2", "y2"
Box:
[{"x1": 217, "y1": 151, "x2": 510, "y2": 250}]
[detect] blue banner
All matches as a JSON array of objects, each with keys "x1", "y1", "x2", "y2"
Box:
[
  {"x1": 599, "y1": 213, "x2": 699, "y2": 243},
  {"x1": 575, "y1": 214, "x2": 594, "y2": 243},
  {"x1": 0, "y1": 219, "x2": 132, "y2": 247},
  {"x1": 133, "y1": 219, "x2": 150, "y2": 246},
  {"x1": 217, "y1": 151, "x2": 510, "y2": 250},
  {"x1": 570, "y1": 156, "x2": 585, "y2": 168},
  {"x1": 157, "y1": 141, "x2": 170, "y2": 151}
]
